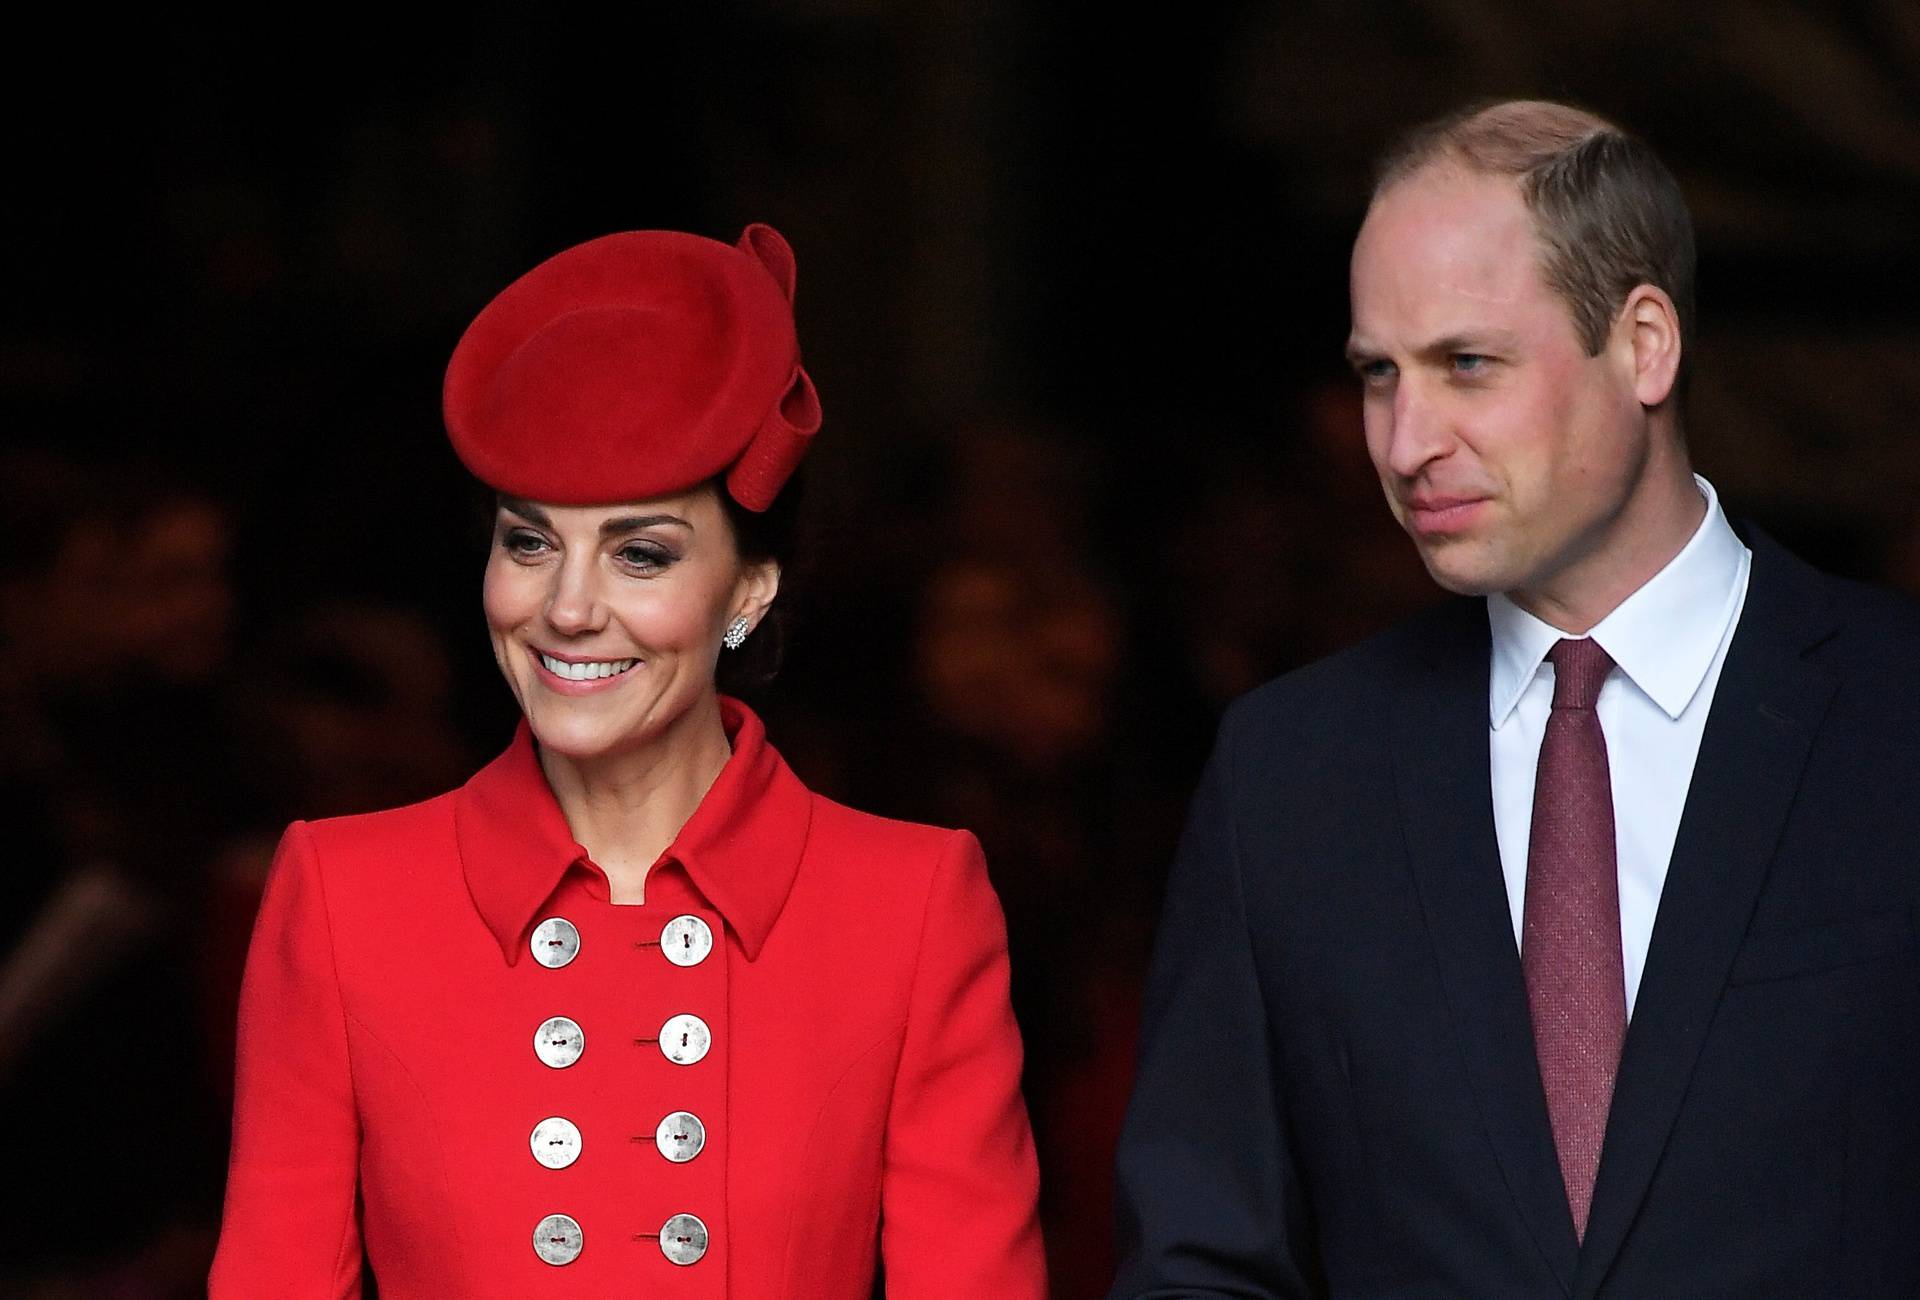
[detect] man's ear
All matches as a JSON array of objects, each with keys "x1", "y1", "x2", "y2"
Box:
[{"x1": 1619, "y1": 284, "x2": 1682, "y2": 409}]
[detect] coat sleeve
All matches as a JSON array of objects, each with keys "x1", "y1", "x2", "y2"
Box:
[
  {"x1": 209, "y1": 821, "x2": 365, "y2": 1299},
  {"x1": 880, "y1": 830, "x2": 1048, "y2": 1298},
  {"x1": 1108, "y1": 705, "x2": 1316, "y2": 1298}
]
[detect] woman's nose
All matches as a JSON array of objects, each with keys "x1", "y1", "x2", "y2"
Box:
[{"x1": 544, "y1": 556, "x2": 606, "y2": 636}]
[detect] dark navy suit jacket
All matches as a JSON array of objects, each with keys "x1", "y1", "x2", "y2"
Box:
[{"x1": 1111, "y1": 531, "x2": 1920, "y2": 1299}]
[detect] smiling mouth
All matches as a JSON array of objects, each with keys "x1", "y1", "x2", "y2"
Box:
[{"x1": 538, "y1": 652, "x2": 640, "y2": 681}]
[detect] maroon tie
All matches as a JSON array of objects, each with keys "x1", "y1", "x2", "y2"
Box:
[{"x1": 1522, "y1": 637, "x2": 1627, "y2": 1241}]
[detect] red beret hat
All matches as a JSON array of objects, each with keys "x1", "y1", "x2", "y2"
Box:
[{"x1": 442, "y1": 223, "x2": 821, "y2": 511}]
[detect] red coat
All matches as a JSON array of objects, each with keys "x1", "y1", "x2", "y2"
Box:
[{"x1": 210, "y1": 699, "x2": 1045, "y2": 1297}]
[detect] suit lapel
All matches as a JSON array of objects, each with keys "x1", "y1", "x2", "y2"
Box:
[
  {"x1": 1393, "y1": 601, "x2": 1581, "y2": 1295},
  {"x1": 1572, "y1": 534, "x2": 1839, "y2": 1298}
]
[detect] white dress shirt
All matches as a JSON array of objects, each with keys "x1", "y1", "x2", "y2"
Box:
[{"x1": 1488, "y1": 475, "x2": 1751, "y2": 1017}]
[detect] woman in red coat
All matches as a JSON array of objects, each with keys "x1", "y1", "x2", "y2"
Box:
[{"x1": 210, "y1": 225, "x2": 1046, "y2": 1297}]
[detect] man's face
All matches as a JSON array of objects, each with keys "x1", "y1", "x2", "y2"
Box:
[{"x1": 1347, "y1": 165, "x2": 1653, "y2": 613}]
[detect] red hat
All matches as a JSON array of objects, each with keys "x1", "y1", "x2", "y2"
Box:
[{"x1": 442, "y1": 223, "x2": 821, "y2": 511}]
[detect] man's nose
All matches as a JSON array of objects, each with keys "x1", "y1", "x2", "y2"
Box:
[{"x1": 1383, "y1": 377, "x2": 1453, "y2": 479}]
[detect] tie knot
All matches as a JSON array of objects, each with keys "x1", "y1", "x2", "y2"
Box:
[{"x1": 1547, "y1": 637, "x2": 1614, "y2": 710}]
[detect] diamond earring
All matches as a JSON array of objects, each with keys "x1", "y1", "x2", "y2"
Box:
[{"x1": 722, "y1": 616, "x2": 751, "y2": 650}]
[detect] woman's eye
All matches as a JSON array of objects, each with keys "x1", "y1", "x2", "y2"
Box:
[
  {"x1": 502, "y1": 528, "x2": 551, "y2": 557},
  {"x1": 617, "y1": 542, "x2": 674, "y2": 570}
]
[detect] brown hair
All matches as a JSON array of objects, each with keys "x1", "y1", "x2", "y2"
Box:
[
  {"x1": 1374, "y1": 100, "x2": 1696, "y2": 385},
  {"x1": 715, "y1": 472, "x2": 805, "y2": 694}
]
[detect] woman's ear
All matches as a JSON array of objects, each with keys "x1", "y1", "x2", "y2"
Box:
[{"x1": 732, "y1": 559, "x2": 782, "y2": 632}]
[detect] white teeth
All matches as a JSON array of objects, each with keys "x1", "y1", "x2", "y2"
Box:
[{"x1": 540, "y1": 653, "x2": 638, "y2": 681}]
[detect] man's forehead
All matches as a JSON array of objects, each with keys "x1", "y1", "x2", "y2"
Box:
[
  {"x1": 1352, "y1": 167, "x2": 1552, "y2": 321},
  {"x1": 1361, "y1": 165, "x2": 1535, "y2": 257}
]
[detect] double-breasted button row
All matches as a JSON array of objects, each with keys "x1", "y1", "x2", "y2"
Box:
[
  {"x1": 525, "y1": 1112, "x2": 703, "y2": 1168},
  {"x1": 530, "y1": 1213, "x2": 711, "y2": 1268},
  {"x1": 532, "y1": 1014, "x2": 715, "y2": 1069},
  {"x1": 534, "y1": 913, "x2": 713, "y2": 969},
  {"x1": 526, "y1": 915, "x2": 716, "y2": 1268}
]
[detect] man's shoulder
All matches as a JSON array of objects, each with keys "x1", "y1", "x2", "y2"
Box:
[
  {"x1": 1747, "y1": 528, "x2": 1920, "y2": 667},
  {"x1": 1222, "y1": 596, "x2": 1479, "y2": 745},
  {"x1": 1813, "y1": 568, "x2": 1920, "y2": 645}
]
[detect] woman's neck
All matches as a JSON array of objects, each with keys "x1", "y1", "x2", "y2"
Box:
[{"x1": 536, "y1": 695, "x2": 733, "y2": 904}]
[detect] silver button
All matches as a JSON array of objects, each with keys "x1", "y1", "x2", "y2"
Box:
[
  {"x1": 533, "y1": 1213, "x2": 583, "y2": 1265},
  {"x1": 534, "y1": 1016, "x2": 585, "y2": 1069},
  {"x1": 658, "y1": 1213, "x2": 709, "y2": 1266},
  {"x1": 530, "y1": 1116, "x2": 582, "y2": 1169},
  {"x1": 530, "y1": 917, "x2": 581, "y2": 969},
  {"x1": 658, "y1": 1013, "x2": 711, "y2": 1065},
  {"x1": 655, "y1": 1111, "x2": 706, "y2": 1163},
  {"x1": 660, "y1": 915, "x2": 714, "y2": 967}
]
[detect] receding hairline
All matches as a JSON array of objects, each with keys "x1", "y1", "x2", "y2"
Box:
[{"x1": 1372, "y1": 98, "x2": 1623, "y2": 198}]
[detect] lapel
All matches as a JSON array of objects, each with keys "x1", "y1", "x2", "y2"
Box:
[
  {"x1": 1393, "y1": 599, "x2": 1582, "y2": 1295},
  {"x1": 1571, "y1": 530, "x2": 1839, "y2": 1298}
]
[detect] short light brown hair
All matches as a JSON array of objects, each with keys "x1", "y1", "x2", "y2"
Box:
[{"x1": 1374, "y1": 100, "x2": 1696, "y2": 381}]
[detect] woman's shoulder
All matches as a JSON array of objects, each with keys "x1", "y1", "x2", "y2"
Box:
[
  {"x1": 267, "y1": 788, "x2": 467, "y2": 913},
  {"x1": 794, "y1": 793, "x2": 996, "y2": 923},
  {"x1": 801, "y1": 790, "x2": 977, "y2": 862},
  {"x1": 295, "y1": 786, "x2": 464, "y2": 860}
]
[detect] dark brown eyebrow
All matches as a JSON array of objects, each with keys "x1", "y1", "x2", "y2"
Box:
[
  {"x1": 599, "y1": 514, "x2": 691, "y2": 537},
  {"x1": 498, "y1": 497, "x2": 551, "y2": 528},
  {"x1": 497, "y1": 498, "x2": 691, "y2": 536}
]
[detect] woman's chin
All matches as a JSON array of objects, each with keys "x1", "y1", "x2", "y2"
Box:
[{"x1": 523, "y1": 708, "x2": 642, "y2": 764}]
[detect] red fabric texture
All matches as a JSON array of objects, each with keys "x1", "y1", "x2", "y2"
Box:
[
  {"x1": 210, "y1": 699, "x2": 1044, "y2": 1297},
  {"x1": 443, "y1": 225, "x2": 821, "y2": 511},
  {"x1": 1522, "y1": 637, "x2": 1627, "y2": 1241}
]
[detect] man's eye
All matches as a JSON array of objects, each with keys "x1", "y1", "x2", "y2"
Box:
[
  {"x1": 1357, "y1": 359, "x2": 1396, "y2": 384},
  {"x1": 1451, "y1": 353, "x2": 1492, "y2": 375}
]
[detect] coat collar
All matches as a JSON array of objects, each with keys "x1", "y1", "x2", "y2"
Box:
[{"x1": 455, "y1": 696, "x2": 812, "y2": 965}]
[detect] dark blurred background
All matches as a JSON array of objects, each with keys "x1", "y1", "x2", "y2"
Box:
[{"x1": 3, "y1": 5, "x2": 1917, "y2": 1295}]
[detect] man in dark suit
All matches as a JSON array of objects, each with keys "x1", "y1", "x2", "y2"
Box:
[{"x1": 1110, "y1": 99, "x2": 1920, "y2": 1299}]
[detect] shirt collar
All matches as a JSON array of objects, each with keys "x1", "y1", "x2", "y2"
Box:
[
  {"x1": 1488, "y1": 475, "x2": 1749, "y2": 727},
  {"x1": 455, "y1": 695, "x2": 812, "y2": 965}
]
